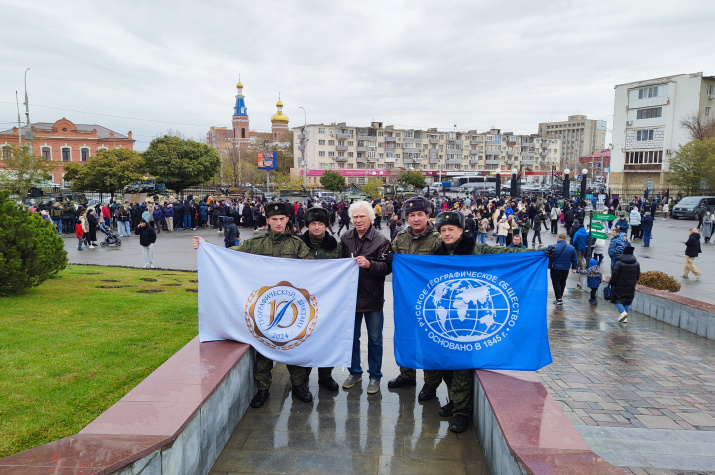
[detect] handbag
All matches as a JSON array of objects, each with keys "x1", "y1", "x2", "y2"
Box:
[{"x1": 602, "y1": 284, "x2": 612, "y2": 301}]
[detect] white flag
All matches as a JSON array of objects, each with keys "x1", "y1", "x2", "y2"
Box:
[{"x1": 197, "y1": 242, "x2": 358, "y2": 367}]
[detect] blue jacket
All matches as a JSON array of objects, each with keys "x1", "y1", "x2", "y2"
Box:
[
  {"x1": 551, "y1": 240, "x2": 578, "y2": 270},
  {"x1": 573, "y1": 226, "x2": 590, "y2": 251},
  {"x1": 614, "y1": 218, "x2": 629, "y2": 233},
  {"x1": 164, "y1": 206, "x2": 174, "y2": 218},
  {"x1": 640, "y1": 214, "x2": 653, "y2": 232},
  {"x1": 608, "y1": 234, "x2": 628, "y2": 259},
  {"x1": 577, "y1": 265, "x2": 602, "y2": 289},
  {"x1": 152, "y1": 207, "x2": 163, "y2": 222},
  {"x1": 199, "y1": 204, "x2": 209, "y2": 219}
]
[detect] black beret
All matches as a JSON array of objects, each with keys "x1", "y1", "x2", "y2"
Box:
[
  {"x1": 305, "y1": 207, "x2": 330, "y2": 226},
  {"x1": 265, "y1": 201, "x2": 291, "y2": 218},
  {"x1": 435, "y1": 211, "x2": 465, "y2": 230},
  {"x1": 404, "y1": 196, "x2": 432, "y2": 215}
]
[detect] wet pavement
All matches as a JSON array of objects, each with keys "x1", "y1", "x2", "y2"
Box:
[{"x1": 62, "y1": 221, "x2": 715, "y2": 474}]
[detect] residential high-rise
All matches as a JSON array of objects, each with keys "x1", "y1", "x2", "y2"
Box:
[
  {"x1": 610, "y1": 72, "x2": 715, "y2": 192},
  {"x1": 538, "y1": 115, "x2": 606, "y2": 171},
  {"x1": 292, "y1": 122, "x2": 561, "y2": 186}
]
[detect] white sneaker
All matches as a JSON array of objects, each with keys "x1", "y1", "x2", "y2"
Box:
[
  {"x1": 143, "y1": 264, "x2": 148, "y2": 268},
  {"x1": 150, "y1": 265, "x2": 155, "y2": 268},
  {"x1": 618, "y1": 311, "x2": 628, "y2": 322}
]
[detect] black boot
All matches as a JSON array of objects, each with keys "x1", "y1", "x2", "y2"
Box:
[
  {"x1": 439, "y1": 401, "x2": 454, "y2": 417},
  {"x1": 292, "y1": 383, "x2": 313, "y2": 402},
  {"x1": 319, "y1": 377, "x2": 339, "y2": 391},
  {"x1": 387, "y1": 375, "x2": 416, "y2": 389},
  {"x1": 418, "y1": 383, "x2": 437, "y2": 401},
  {"x1": 250, "y1": 389, "x2": 270, "y2": 408},
  {"x1": 450, "y1": 414, "x2": 469, "y2": 433}
]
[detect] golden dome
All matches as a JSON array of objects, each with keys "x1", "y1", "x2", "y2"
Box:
[
  {"x1": 271, "y1": 111, "x2": 289, "y2": 124},
  {"x1": 236, "y1": 79, "x2": 243, "y2": 88},
  {"x1": 276, "y1": 98, "x2": 283, "y2": 107}
]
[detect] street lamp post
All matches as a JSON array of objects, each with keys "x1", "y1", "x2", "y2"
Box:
[
  {"x1": 495, "y1": 170, "x2": 501, "y2": 197},
  {"x1": 510, "y1": 168, "x2": 518, "y2": 197},
  {"x1": 24, "y1": 68, "x2": 31, "y2": 126},
  {"x1": 563, "y1": 168, "x2": 570, "y2": 199},
  {"x1": 581, "y1": 168, "x2": 588, "y2": 205},
  {"x1": 299, "y1": 106, "x2": 307, "y2": 188}
]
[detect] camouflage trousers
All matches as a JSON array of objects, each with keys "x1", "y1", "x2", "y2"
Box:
[
  {"x1": 254, "y1": 353, "x2": 309, "y2": 390},
  {"x1": 399, "y1": 367, "x2": 446, "y2": 388},
  {"x1": 448, "y1": 369, "x2": 473, "y2": 417},
  {"x1": 307, "y1": 367, "x2": 334, "y2": 381}
]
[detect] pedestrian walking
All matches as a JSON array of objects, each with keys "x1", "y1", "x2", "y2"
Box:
[
  {"x1": 577, "y1": 258, "x2": 602, "y2": 305},
  {"x1": 662, "y1": 202, "x2": 669, "y2": 220},
  {"x1": 703, "y1": 212, "x2": 713, "y2": 243},
  {"x1": 641, "y1": 212, "x2": 654, "y2": 247},
  {"x1": 549, "y1": 233, "x2": 578, "y2": 305},
  {"x1": 75, "y1": 219, "x2": 84, "y2": 251},
  {"x1": 135, "y1": 219, "x2": 157, "y2": 268},
  {"x1": 608, "y1": 228, "x2": 629, "y2": 272},
  {"x1": 610, "y1": 246, "x2": 640, "y2": 323},
  {"x1": 683, "y1": 227, "x2": 703, "y2": 279}
]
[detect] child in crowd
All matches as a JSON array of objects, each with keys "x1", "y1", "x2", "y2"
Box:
[
  {"x1": 578, "y1": 258, "x2": 602, "y2": 305},
  {"x1": 75, "y1": 220, "x2": 84, "y2": 251}
]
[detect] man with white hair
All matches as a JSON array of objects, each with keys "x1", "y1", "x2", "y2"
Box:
[{"x1": 340, "y1": 201, "x2": 392, "y2": 395}]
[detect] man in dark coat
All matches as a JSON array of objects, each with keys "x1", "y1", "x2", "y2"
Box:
[
  {"x1": 550, "y1": 233, "x2": 578, "y2": 305},
  {"x1": 610, "y1": 246, "x2": 640, "y2": 323},
  {"x1": 683, "y1": 227, "x2": 703, "y2": 279}
]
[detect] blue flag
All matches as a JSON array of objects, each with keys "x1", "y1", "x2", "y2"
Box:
[{"x1": 392, "y1": 252, "x2": 552, "y2": 371}]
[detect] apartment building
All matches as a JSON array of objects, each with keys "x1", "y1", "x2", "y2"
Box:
[
  {"x1": 538, "y1": 115, "x2": 606, "y2": 170},
  {"x1": 610, "y1": 72, "x2": 715, "y2": 191},
  {"x1": 292, "y1": 122, "x2": 561, "y2": 186}
]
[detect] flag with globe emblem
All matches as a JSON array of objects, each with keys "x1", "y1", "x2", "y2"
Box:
[{"x1": 392, "y1": 252, "x2": 552, "y2": 371}]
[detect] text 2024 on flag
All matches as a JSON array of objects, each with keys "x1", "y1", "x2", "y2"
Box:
[
  {"x1": 197, "y1": 242, "x2": 359, "y2": 367},
  {"x1": 392, "y1": 252, "x2": 552, "y2": 371}
]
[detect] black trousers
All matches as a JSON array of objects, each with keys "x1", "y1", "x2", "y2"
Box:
[{"x1": 550, "y1": 269, "x2": 569, "y2": 300}]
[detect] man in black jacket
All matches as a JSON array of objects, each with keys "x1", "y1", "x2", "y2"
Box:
[
  {"x1": 340, "y1": 201, "x2": 392, "y2": 395},
  {"x1": 610, "y1": 246, "x2": 640, "y2": 323},
  {"x1": 683, "y1": 228, "x2": 703, "y2": 279}
]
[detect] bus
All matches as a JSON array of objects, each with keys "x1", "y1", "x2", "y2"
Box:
[{"x1": 451, "y1": 175, "x2": 497, "y2": 191}]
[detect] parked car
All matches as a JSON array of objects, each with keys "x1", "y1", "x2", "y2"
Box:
[{"x1": 671, "y1": 196, "x2": 715, "y2": 219}]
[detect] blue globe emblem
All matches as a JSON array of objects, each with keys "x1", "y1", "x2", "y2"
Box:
[{"x1": 422, "y1": 278, "x2": 511, "y2": 342}]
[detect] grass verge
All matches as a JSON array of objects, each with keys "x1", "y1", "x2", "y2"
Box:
[{"x1": 0, "y1": 265, "x2": 198, "y2": 458}]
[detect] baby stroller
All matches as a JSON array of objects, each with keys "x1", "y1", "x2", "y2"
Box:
[{"x1": 99, "y1": 223, "x2": 122, "y2": 247}]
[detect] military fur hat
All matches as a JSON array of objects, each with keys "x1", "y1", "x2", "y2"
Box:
[
  {"x1": 435, "y1": 211, "x2": 465, "y2": 230},
  {"x1": 305, "y1": 207, "x2": 330, "y2": 226},
  {"x1": 404, "y1": 196, "x2": 432, "y2": 215},
  {"x1": 265, "y1": 201, "x2": 291, "y2": 218}
]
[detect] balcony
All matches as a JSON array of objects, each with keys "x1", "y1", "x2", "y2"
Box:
[
  {"x1": 336, "y1": 145, "x2": 348, "y2": 151},
  {"x1": 367, "y1": 157, "x2": 378, "y2": 163},
  {"x1": 384, "y1": 158, "x2": 396, "y2": 163},
  {"x1": 357, "y1": 146, "x2": 367, "y2": 152},
  {"x1": 357, "y1": 134, "x2": 371, "y2": 141},
  {"x1": 485, "y1": 159, "x2": 501, "y2": 165},
  {"x1": 429, "y1": 138, "x2": 440, "y2": 144},
  {"x1": 506, "y1": 160, "x2": 515, "y2": 165},
  {"x1": 469, "y1": 149, "x2": 479, "y2": 155},
  {"x1": 403, "y1": 158, "x2": 416, "y2": 164},
  {"x1": 540, "y1": 151, "x2": 549, "y2": 157},
  {"x1": 385, "y1": 136, "x2": 397, "y2": 142},
  {"x1": 446, "y1": 159, "x2": 462, "y2": 165},
  {"x1": 298, "y1": 145, "x2": 305, "y2": 151},
  {"x1": 469, "y1": 159, "x2": 481, "y2": 164},
  {"x1": 429, "y1": 157, "x2": 440, "y2": 164},
  {"x1": 336, "y1": 133, "x2": 350, "y2": 140},
  {"x1": 624, "y1": 163, "x2": 662, "y2": 171},
  {"x1": 521, "y1": 159, "x2": 535, "y2": 165},
  {"x1": 297, "y1": 134, "x2": 306, "y2": 140},
  {"x1": 404, "y1": 140, "x2": 421, "y2": 148},
  {"x1": 333, "y1": 156, "x2": 348, "y2": 162},
  {"x1": 486, "y1": 150, "x2": 499, "y2": 157},
  {"x1": 404, "y1": 147, "x2": 421, "y2": 154},
  {"x1": 539, "y1": 141, "x2": 549, "y2": 148},
  {"x1": 470, "y1": 139, "x2": 482, "y2": 145},
  {"x1": 506, "y1": 149, "x2": 516, "y2": 156},
  {"x1": 448, "y1": 139, "x2": 463, "y2": 145},
  {"x1": 355, "y1": 157, "x2": 366, "y2": 163}
]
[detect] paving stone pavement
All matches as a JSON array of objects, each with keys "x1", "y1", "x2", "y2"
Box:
[{"x1": 540, "y1": 284, "x2": 715, "y2": 474}]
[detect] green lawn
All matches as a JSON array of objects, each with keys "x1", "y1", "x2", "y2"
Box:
[{"x1": 0, "y1": 265, "x2": 199, "y2": 458}]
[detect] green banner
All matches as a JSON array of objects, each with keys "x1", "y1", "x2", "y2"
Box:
[
  {"x1": 590, "y1": 222, "x2": 604, "y2": 230},
  {"x1": 593, "y1": 213, "x2": 616, "y2": 221},
  {"x1": 591, "y1": 231, "x2": 609, "y2": 239}
]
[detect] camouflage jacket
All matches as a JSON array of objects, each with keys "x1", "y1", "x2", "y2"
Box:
[
  {"x1": 473, "y1": 243, "x2": 540, "y2": 255},
  {"x1": 299, "y1": 231, "x2": 342, "y2": 259},
  {"x1": 232, "y1": 229, "x2": 313, "y2": 259},
  {"x1": 391, "y1": 222, "x2": 441, "y2": 255}
]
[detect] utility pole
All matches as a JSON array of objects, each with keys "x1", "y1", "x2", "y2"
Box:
[
  {"x1": 24, "y1": 68, "x2": 31, "y2": 126},
  {"x1": 15, "y1": 91, "x2": 22, "y2": 144},
  {"x1": 299, "y1": 106, "x2": 307, "y2": 188}
]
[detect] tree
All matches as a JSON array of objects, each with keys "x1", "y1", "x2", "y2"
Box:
[
  {"x1": 221, "y1": 147, "x2": 260, "y2": 187},
  {"x1": 399, "y1": 170, "x2": 426, "y2": 189},
  {"x1": 63, "y1": 148, "x2": 145, "y2": 198},
  {"x1": 0, "y1": 144, "x2": 55, "y2": 197},
  {"x1": 668, "y1": 138, "x2": 715, "y2": 194},
  {"x1": 0, "y1": 191, "x2": 67, "y2": 296},
  {"x1": 680, "y1": 113, "x2": 715, "y2": 141},
  {"x1": 320, "y1": 170, "x2": 346, "y2": 192},
  {"x1": 144, "y1": 136, "x2": 221, "y2": 196},
  {"x1": 362, "y1": 177, "x2": 384, "y2": 198}
]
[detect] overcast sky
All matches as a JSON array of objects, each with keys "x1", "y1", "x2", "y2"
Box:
[{"x1": 1, "y1": 0, "x2": 713, "y2": 151}]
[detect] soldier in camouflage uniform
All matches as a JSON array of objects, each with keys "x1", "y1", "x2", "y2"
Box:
[
  {"x1": 192, "y1": 201, "x2": 314, "y2": 409},
  {"x1": 300, "y1": 207, "x2": 342, "y2": 391},
  {"x1": 388, "y1": 196, "x2": 446, "y2": 402}
]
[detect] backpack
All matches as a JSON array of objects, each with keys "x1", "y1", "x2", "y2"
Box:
[{"x1": 602, "y1": 284, "x2": 612, "y2": 301}]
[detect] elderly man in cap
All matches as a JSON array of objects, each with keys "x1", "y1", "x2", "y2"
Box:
[
  {"x1": 432, "y1": 210, "x2": 476, "y2": 433},
  {"x1": 192, "y1": 201, "x2": 314, "y2": 408},
  {"x1": 299, "y1": 206, "x2": 342, "y2": 391},
  {"x1": 388, "y1": 196, "x2": 446, "y2": 403},
  {"x1": 341, "y1": 200, "x2": 392, "y2": 395}
]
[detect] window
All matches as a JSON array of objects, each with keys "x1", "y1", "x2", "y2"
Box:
[
  {"x1": 41, "y1": 147, "x2": 51, "y2": 160},
  {"x1": 347, "y1": 163, "x2": 353, "y2": 169},
  {"x1": 636, "y1": 107, "x2": 662, "y2": 119},
  {"x1": 318, "y1": 139, "x2": 325, "y2": 145},
  {"x1": 638, "y1": 86, "x2": 659, "y2": 99},
  {"x1": 61, "y1": 148, "x2": 71, "y2": 162},
  {"x1": 319, "y1": 128, "x2": 325, "y2": 134},
  {"x1": 348, "y1": 152, "x2": 354, "y2": 157},
  {"x1": 636, "y1": 130, "x2": 654, "y2": 141},
  {"x1": 337, "y1": 151, "x2": 345, "y2": 157},
  {"x1": 707, "y1": 85, "x2": 714, "y2": 95},
  {"x1": 1, "y1": 146, "x2": 10, "y2": 160},
  {"x1": 348, "y1": 141, "x2": 353, "y2": 146},
  {"x1": 338, "y1": 163, "x2": 344, "y2": 169},
  {"x1": 318, "y1": 151, "x2": 325, "y2": 157},
  {"x1": 328, "y1": 151, "x2": 334, "y2": 157},
  {"x1": 81, "y1": 148, "x2": 90, "y2": 162},
  {"x1": 328, "y1": 140, "x2": 335, "y2": 146},
  {"x1": 707, "y1": 107, "x2": 711, "y2": 117}
]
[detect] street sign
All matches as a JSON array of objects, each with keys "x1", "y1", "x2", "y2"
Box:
[
  {"x1": 591, "y1": 222, "x2": 604, "y2": 230},
  {"x1": 593, "y1": 213, "x2": 616, "y2": 221},
  {"x1": 591, "y1": 231, "x2": 609, "y2": 239},
  {"x1": 577, "y1": 174, "x2": 582, "y2": 180}
]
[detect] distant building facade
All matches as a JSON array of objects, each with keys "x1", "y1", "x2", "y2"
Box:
[
  {"x1": 578, "y1": 149, "x2": 611, "y2": 182},
  {"x1": 538, "y1": 115, "x2": 606, "y2": 171},
  {"x1": 292, "y1": 121, "x2": 561, "y2": 186},
  {"x1": 610, "y1": 72, "x2": 715, "y2": 191},
  {"x1": 0, "y1": 118, "x2": 135, "y2": 184}
]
